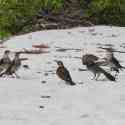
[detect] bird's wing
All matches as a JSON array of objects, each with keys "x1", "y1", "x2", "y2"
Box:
[
  {"x1": 63, "y1": 68, "x2": 72, "y2": 81},
  {"x1": 82, "y1": 54, "x2": 99, "y2": 65}
]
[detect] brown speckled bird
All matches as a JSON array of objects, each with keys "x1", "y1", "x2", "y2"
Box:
[
  {"x1": 105, "y1": 49, "x2": 125, "y2": 76},
  {"x1": 0, "y1": 52, "x2": 21, "y2": 78},
  {"x1": 0, "y1": 50, "x2": 11, "y2": 73},
  {"x1": 82, "y1": 54, "x2": 99, "y2": 65},
  {"x1": 55, "y1": 60, "x2": 76, "y2": 85},
  {"x1": 86, "y1": 61, "x2": 116, "y2": 81}
]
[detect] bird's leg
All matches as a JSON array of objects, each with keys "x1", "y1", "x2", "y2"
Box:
[
  {"x1": 95, "y1": 73, "x2": 100, "y2": 81},
  {"x1": 115, "y1": 71, "x2": 119, "y2": 78}
]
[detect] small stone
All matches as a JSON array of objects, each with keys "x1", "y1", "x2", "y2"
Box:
[
  {"x1": 41, "y1": 81, "x2": 47, "y2": 84},
  {"x1": 39, "y1": 105, "x2": 44, "y2": 109},
  {"x1": 44, "y1": 73, "x2": 49, "y2": 76},
  {"x1": 40, "y1": 95, "x2": 51, "y2": 98}
]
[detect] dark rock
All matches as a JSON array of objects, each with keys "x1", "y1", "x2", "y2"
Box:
[
  {"x1": 40, "y1": 95, "x2": 51, "y2": 98},
  {"x1": 23, "y1": 65, "x2": 29, "y2": 69},
  {"x1": 39, "y1": 105, "x2": 44, "y2": 109},
  {"x1": 41, "y1": 81, "x2": 47, "y2": 84},
  {"x1": 44, "y1": 73, "x2": 49, "y2": 76}
]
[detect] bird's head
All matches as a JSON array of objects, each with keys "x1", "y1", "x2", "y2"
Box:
[
  {"x1": 4, "y1": 50, "x2": 10, "y2": 55},
  {"x1": 55, "y1": 60, "x2": 64, "y2": 67}
]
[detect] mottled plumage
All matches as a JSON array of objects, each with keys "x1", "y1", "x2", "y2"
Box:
[
  {"x1": 0, "y1": 53, "x2": 21, "y2": 78},
  {"x1": 105, "y1": 49, "x2": 125, "y2": 76},
  {"x1": 86, "y1": 61, "x2": 116, "y2": 81},
  {"x1": 82, "y1": 54, "x2": 99, "y2": 65},
  {"x1": 0, "y1": 50, "x2": 11, "y2": 73},
  {"x1": 56, "y1": 61, "x2": 76, "y2": 85}
]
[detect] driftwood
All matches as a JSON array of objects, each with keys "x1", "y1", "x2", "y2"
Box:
[
  {"x1": 19, "y1": 58, "x2": 28, "y2": 61},
  {"x1": 32, "y1": 44, "x2": 49, "y2": 49},
  {"x1": 44, "y1": 15, "x2": 92, "y2": 26},
  {"x1": 17, "y1": 49, "x2": 49, "y2": 54}
]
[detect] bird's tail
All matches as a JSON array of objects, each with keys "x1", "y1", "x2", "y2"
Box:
[
  {"x1": 66, "y1": 80, "x2": 76, "y2": 85},
  {"x1": 121, "y1": 66, "x2": 125, "y2": 69},
  {"x1": 70, "y1": 81, "x2": 76, "y2": 85},
  {"x1": 101, "y1": 68, "x2": 116, "y2": 81}
]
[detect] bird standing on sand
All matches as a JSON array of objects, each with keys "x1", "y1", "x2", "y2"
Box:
[
  {"x1": 0, "y1": 50, "x2": 11, "y2": 73},
  {"x1": 0, "y1": 52, "x2": 21, "y2": 78},
  {"x1": 86, "y1": 61, "x2": 116, "y2": 81},
  {"x1": 55, "y1": 60, "x2": 76, "y2": 85},
  {"x1": 105, "y1": 49, "x2": 125, "y2": 76}
]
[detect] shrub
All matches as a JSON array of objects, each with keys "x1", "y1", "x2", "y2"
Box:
[
  {"x1": 0, "y1": 0, "x2": 64, "y2": 38},
  {"x1": 86, "y1": 0, "x2": 125, "y2": 25}
]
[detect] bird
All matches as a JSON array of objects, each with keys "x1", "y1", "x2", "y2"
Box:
[
  {"x1": 82, "y1": 54, "x2": 99, "y2": 65},
  {"x1": 0, "y1": 50, "x2": 11, "y2": 73},
  {"x1": 81, "y1": 48, "x2": 112, "y2": 70},
  {"x1": 81, "y1": 48, "x2": 107, "y2": 66},
  {"x1": 0, "y1": 52, "x2": 21, "y2": 78},
  {"x1": 86, "y1": 61, "x2": 116, "y2": 81},
  {"x1": 104, "y1": 48, "x2": 125, "y2": 76},
  {"x1": 79, "y1": 49, "x2": 108, "y2": 72},
  {"x1": 55, "y1": 60, "x2": 76, "y2": 85}
]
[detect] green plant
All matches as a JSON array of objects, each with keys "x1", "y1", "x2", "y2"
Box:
[
  {"x1": 0, "y1": 31, "x2": 10, "y2": 40},
  {"x1": 87, "y1": 0, "x2": 125, "y2": 25},
  {"x1": 0, "y1": 0, "x2": 64, "y2": 39},
  {"x1": 41, "y1": 0, "x2": 64, "y2": 11}
]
